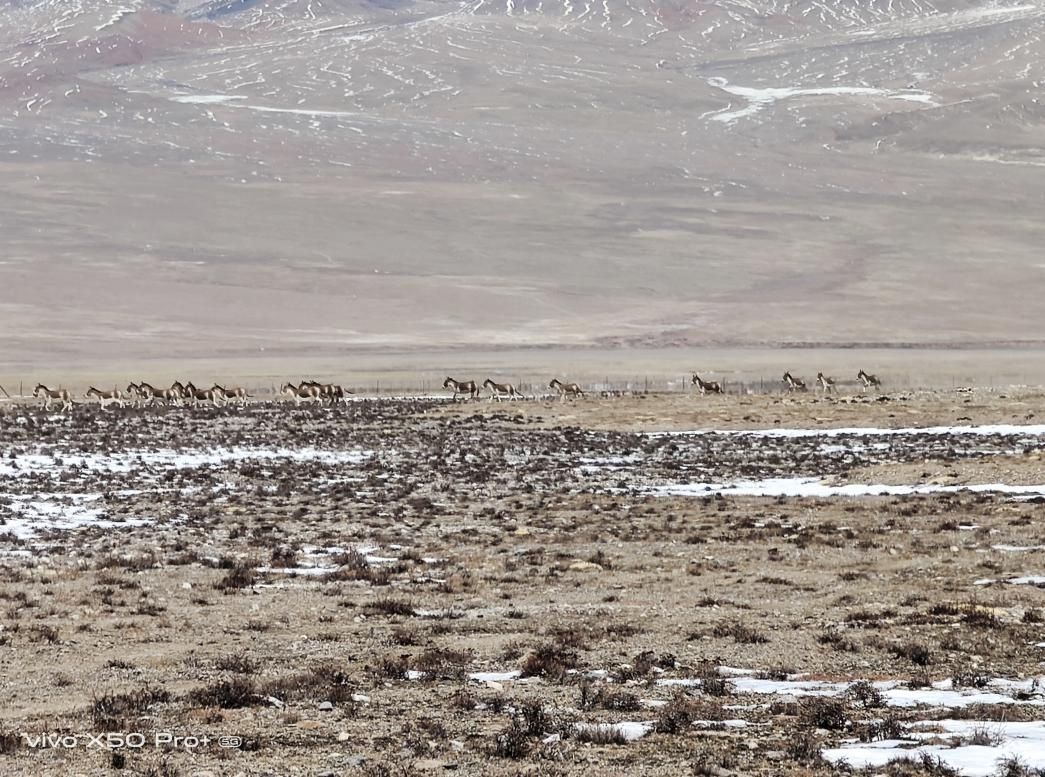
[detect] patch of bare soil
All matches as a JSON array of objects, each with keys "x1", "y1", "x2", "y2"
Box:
[
  {"x1": 432, "y1": 386, "x2": 1045, "y2": 432},
  {"x1": 0, "y1": 393, "x2": 1044, "y2": 776}
]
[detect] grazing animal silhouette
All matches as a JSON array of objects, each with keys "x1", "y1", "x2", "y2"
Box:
[
  {"x1": 483, "y1": 379, "x2": 522, "y2": 401},
  {"x1": 549, "y1": 378, "x2": 584, "y2": 402},
  {"x1": 85, "y1": 386, "x2": 125, "y2": 410},
  {"x1": 34, "y1": 384, "x2": 72, "y2": 412},
  {"x1": 280, "y1": 382, "x2": 322, "y2": 404},
  {"x1": 816, "y1": 372, "x2": 837, "y2": 394},
  {"x1": 858, "y1": 370, "x2": 882, "y2": 391},
  {"x1": 443, "y1": 377, "x2": 479, "y2": 401},
  {"x1": 691, "y1": 374, "x2": 723, "y2": 395}
]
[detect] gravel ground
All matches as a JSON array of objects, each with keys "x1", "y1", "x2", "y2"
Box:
[{"x1": 1, "y1": 390, "x2": 1044, "y2": 776}]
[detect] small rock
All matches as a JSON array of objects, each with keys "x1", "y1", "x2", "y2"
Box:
[
  {"x1": 337, "y1": 732, "x2": 351, "y2": 742},
  {"x1": 318, "y1": 701, "x2": 334, "y2": 712}
]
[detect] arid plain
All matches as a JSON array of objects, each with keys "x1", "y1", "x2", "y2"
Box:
[
  {"x1": 3, "y1": 387, "x2": 1045, "y2": 776},
  {"x1": 4, "y1": 0, "x2": 1045, "y2": 775}
]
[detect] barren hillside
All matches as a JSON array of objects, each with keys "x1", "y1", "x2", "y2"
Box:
[{"x1": 1, "y1": 0, "x2": 1044, "y2": 367}]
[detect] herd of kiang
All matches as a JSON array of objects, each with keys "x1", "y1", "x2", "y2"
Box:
[
  {"x1": 779, "y1": 369, "x2": 882, "y2": 394},
  {"x1": 26, "y1": 369, "x2": 884, "y2": 412},
  {"x1": 30, "y1": 379, "x2": 346, "y2": 412},
  {"x1": 447, "y1": 372, "x2": 882, "y2": 402},
  {"x1": 692, "y1": 370, "x2": 882, "y2": 395},
  {"x1": 441, "y1": 377, "x2": 583, "y2": 402}
]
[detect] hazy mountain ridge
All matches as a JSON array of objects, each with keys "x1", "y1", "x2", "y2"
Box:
[{"x1": 0, "y1": 0, "x2": 1043, "y2": 366}]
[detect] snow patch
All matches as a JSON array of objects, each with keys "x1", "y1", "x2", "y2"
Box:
[
  {"x1": 2, "y1": 494, "x2": 151, "y2": 539},
  {"x1": 824, "y1": 719, "x2": 1045, "y2": 776},
  {"x1": 574, "y1": 721, "x2": 653, "y2": 741},
  {"x1": 707, "y1": 77, "x2": 935, "y2": 124},
  {"x1": 0, "y1": 447, "x2": 370, "y2": 479},
  {"x1": 658, "y1": 672, "x2": 1045, "y2": 709},
  {"x1": 651, "y1": 478, "x2": 1045, "y2": 499},
  {"x1": 171, "y1": 94, "x2": 248, "y2": 105},
  {"x1": 649, "y1": 424, "x2": 1045, "y2": 439}
]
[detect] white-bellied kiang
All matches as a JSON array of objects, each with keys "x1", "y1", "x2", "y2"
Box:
[
  {"x1": 85, "y1": 386, "x2": 126, "y2": 410},
  {"x1": 691, "y1": 374, "x2": 722, "y2": 395},
  {"x1": 183, "y1": 382, "x2": 225, "y2": 407},
  {"x1": 483, "y1": 379, "x2": 522, "y2": 401},
  {"x1": 301, "y1": 380, "x2": 348, "y2": 405},
  {"x1": 217, "y1": 385, "x2": 252, "y2": 406},
  {"x1": 170, "y1": 381, "x2": 191, "y2": 404},
  {"x1": 816, "y1": 372, "x2": 837, "y2": 394},
  {"x1": 125, "y1": 382, "x2": 146, "y2": 408},
  {"x1": 549, "y1": 378, "x2": 583, "y2": 402},
  {"x1": 443, "y1": 377, "x2": 479, "y2": 401},
  {"x1": 858, "y1": 370, "x2": 882, "y2": 391},
  {"x1": 33, "y1": 384, "x2": 73, "y2": 412},
  {"x1": 135, "y1": 381, "x2": 179, "y2": 406},
  {"x1": 782, "y1": 372, "x2": 807, "y2": 393},
  {"x1": 281, "y1": 382, "x2": 322, "y2": 404}
]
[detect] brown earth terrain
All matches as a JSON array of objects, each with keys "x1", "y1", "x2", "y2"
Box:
[{"x1": 2, "y1": 389, "x2": 1045, "y2": 776}]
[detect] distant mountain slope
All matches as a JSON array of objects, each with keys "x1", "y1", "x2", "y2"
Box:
[{"x1": 1, "y1": 0, "x2": 1043, "y2": 364}]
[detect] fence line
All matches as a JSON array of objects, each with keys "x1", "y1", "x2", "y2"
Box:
[{"x1": 0, "y1": 373, "x2": 1040, "y2": 402}]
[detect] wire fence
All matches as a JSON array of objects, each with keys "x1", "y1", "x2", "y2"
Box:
[{"x1": 2, "y1": 372, "x2": 1041, "y2": 403}]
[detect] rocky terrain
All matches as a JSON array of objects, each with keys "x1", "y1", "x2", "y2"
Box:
[{"x1": 2, "y1": 389, "x2": 1045, "y2": 775}]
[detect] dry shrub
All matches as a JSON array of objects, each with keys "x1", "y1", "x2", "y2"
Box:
[
  {"x1": 491, "y1": 719, "x2": 530, "y2": 759},
  {"x1": 654, "y1": 691, "x2": 702, "y2": 735},
  {"x1": 574, "y1": 724, "x2": 628, "y2": 745},
  {"x1": 519, "y1": 642, "x2": 579, "y2": 682},
  {"x1": 92, "y1": 686, "x2": 172, "y2": 730},
  {"x1": 711, "y1": 620, "x2": 768, "y2": 644},
  {"x1": 797, "y1": 697, "x2": 848, "y2": 731},
  {"x1": 188, "y1": 678, "x2": 257, "y2": 710},
  {"x1": 411, "y1": 647, "x2": 471, "y2": 681}
]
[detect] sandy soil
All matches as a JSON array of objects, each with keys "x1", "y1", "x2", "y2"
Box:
[{"x1": 2, "y1": 391, "x2": 1045, "y2": 776}]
